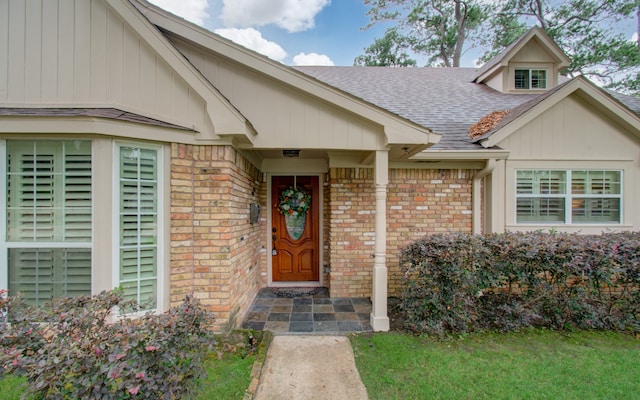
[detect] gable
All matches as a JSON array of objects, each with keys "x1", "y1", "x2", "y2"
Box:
[
  {"x1": 493, "y1": 93, "x2": 640, "y2": 160},
  {"x1": 473, "y1": 27, "x2": 570, "y2": 93},
  {"x1": 169, "y1": 37, "x2": 386, "y2": 151},
  {"x1": 479, "y1": 77, "x2": 640, "y2": 149},
  {"x1": 0, "y1": 0, "x2": 250, "y2": 141},
  {"x1": 132, "y1": 0, "x2": 439, "y2": 158},
  {"x1": 511, "y1": 38, "x2": 559, "y2": 63}
]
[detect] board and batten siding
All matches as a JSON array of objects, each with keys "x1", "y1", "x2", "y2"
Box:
[
  {"x1": 490, "y1": 94, "x2": 640, "y2": 233},
  {"x1": 169, "y1": 38, "x2": 386, "y2": 151},
  {"x1": 0, "y1": 0, "x2": 208, "y2": 133}
]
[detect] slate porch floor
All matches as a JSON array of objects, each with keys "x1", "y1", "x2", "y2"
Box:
[{"x1": 241, "y1": 288, "x2": 373, "y2": 334}]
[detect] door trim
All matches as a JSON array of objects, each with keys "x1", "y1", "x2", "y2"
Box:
[{"x1": 267, "y1": 173, "x2": 323, "y2": 287}]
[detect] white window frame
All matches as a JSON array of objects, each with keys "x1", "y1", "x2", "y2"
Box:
[
  {"x1": 112, "y1": 141, "x2": 164, "y2": 312},
  {"x1": 514, "y1": 68, "x2": 548, "y2": 90},
  {"x1": 515, "y1": 169, "x2": 623, "y2": 225},
  {"x1": 0, "y1": 139, "x2": 94, "y2": 299}
]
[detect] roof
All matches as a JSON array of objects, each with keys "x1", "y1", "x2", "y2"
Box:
[
  {"x1": 294, "y1": 67, "x2": 640, "y2": 151},
  {"x1": 0, "y1": 107, "x2": 194, "y2": 131},
  {"x1": 295, "y1": 67, "x2": 540, "y2": 150},
  {"x1": 472, "y1": 26, "x2": 571, "y2": 83}
]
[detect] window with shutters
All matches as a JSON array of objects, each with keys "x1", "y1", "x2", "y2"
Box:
[
  {"x1": 4, "y1": 140, "x2": 92, "y2": 305},
  {"x1": 117, "y1": 145, "x2": 160, "y2": 310},
  {"x1": 516, "y1": 170, "x2": 621, "y2": 224}
]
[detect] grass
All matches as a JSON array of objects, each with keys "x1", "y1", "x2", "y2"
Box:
[
  {"x1": 351, "y1": 330, "x2": 640, "y2": 400},
  {"x1": 187, "y1": 351, "x2": 256, "y2": 399},
  {"x1": 0, "y1": 374, "x2": 32, "y2": 400}
]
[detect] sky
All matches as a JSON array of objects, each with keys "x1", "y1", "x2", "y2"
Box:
[
  {"x1": 147, "y1": 0, "x2": 392, "y2": 66},
  {"x1": 147, "y1": 0, "x2": 638, "y2": 68}
]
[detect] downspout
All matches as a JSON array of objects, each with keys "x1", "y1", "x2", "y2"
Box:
[{"x1": 472, "y1": 159, "x2": 496, "y2": 234}]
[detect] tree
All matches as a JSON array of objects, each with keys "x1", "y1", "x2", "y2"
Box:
[
  {"x1": 361, "y1": 0, "x2": 489, "y2": 67},
  {"x1": 489, "y1": 0, "x2": 640, "y2": 94},
  {"x1": 354, "y1": 28, "x2": 417, "y2": 66}
]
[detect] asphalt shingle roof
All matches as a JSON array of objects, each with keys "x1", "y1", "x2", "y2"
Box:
[
  {"x1": 295, "y1": 66, "x2": 540, "y2": 150},
  {"x1": 295, "y1": 66, "x2": 640, "y2": 151}
]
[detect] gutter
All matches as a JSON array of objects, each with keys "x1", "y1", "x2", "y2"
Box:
[{"x1": 472, "y1": 159, "x2": 496, "y2": 234}]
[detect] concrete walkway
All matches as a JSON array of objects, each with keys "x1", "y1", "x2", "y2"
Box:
[{"x1": 253, "y1": 335, "x2": 369, "y2": 400}]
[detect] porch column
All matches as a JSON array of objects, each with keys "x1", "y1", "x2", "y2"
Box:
[{"x1": 371, "y1": 150, "x2": 390, "y2": 331}]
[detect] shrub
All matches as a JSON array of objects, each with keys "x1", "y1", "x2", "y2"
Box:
[
  {"x1": 0, "y1": 290, "x2": 213, "y2": 399},
  {"x1": 400, "y1": 231, "x2": 640, "y2": 335}
]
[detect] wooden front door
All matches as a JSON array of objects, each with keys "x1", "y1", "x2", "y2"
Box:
[{"x1": 271, "y1": 176, "x2": 319, "y2": 282}]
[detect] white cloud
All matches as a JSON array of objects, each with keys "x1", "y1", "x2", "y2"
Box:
[
  {"x1": 148, "y1": 0, "x2": 209, "y2": 26},
  {"x1": 215, "y1": 28, "x2": 288, "y2": 62},
  {"x1": 631, "y1": 32, "x2": 638, "y2": 43},
  {"x1": 293, "y1": 52, "x2": 335, "y2": 66},
  {"x1": 221, "y1": 0, "x2": 330, "y2": 33}
]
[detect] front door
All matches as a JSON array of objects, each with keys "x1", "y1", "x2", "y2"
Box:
[{"x1": 271, "y1": 176, "x2": 319, "y2": 282}]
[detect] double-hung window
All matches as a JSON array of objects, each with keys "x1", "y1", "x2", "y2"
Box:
[
  {"x1": 116, "y1": 145, "x2": 160, "y2": 310},
  {"x1": 4, "y1": 140, "x2": 92, "y2": 306},
  {"x1": 515, "y1": 69, "x2": 547, "y2": 89},
  {"x1": 516, "y1": 170, "x2": 622, "y2": 224}
]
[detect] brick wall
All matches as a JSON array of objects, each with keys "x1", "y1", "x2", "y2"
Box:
[
  {"x1": 170, "y1": 144, "x2": 264, "y2": 330},
  {"x1": 386, "y1": 169, "x2": 473, "y2": 296},
  {"x1": 328, "y1": 168, "x2": 376, "y2": 298},
  {"x1": 328, "y1": 167, "x2": 474, "y2": 298}
]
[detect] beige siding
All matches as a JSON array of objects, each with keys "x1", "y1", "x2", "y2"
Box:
[
  {"x1": 1, "y1": 0, "x2": 208, "y2": 132},
  {"x1": 499, "y1": 96, "x2": 638, "y2": 160},
  {"x1": 171, "y1": 39, "x2": 385, "y2": 150},
  {"x1": 493, "y1": 94, "x2": 640, "y2": 233},
  {"x1": 512, "y1": 40, "x2": 556, "y2": 63}
]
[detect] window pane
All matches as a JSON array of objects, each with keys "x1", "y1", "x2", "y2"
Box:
[
  {"x1": 531, "y1": 70, "x2": 546, "y2": 88},
  {"x1": 6, "y1": 141, "x2": 92, "y2": 242},
  {"x1": 517, "y1": 198, "x2": 565, "y2": 223},
  {"x1": 515, "y1": 69, "x2": 529, "y2": 89},
  {"x1": 517, "y1": 170, "x2": 565, "y2": 194},
  {"x1": 516, "y1": 171, "x2": 534, "y2": 194},
  {"x1": 538, "y1": 170, "x2": 565, "y2": 194},
  {"x1": 119, "y1": 146, "x2": 158, "y2": 310},
  {"x1": 572, "y1": 198, "x2": 620, "y2": 223},
  {"x1": 8, "y1": 248, "x2": 91, "y2": 306},
  {"x1": 572, "y1": 171, "x2": 621, "y2": 195}
]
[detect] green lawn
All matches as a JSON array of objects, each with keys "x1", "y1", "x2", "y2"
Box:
[{"x1": 351, "y1": 330, "x2": 640, "y2": 400}]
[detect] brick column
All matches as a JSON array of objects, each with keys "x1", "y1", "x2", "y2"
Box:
[{"x1": 371, "y1": 150, "x2": 390, "y2": 331}]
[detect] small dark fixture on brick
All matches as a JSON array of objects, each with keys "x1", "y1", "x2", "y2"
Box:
[{"x1": 250, "y1": 203, "x2": 261, "y2": 224}]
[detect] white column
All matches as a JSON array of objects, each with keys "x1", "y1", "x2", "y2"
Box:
[{"x1": 371, "y1": 150, "x2": 390, "y2": 331}]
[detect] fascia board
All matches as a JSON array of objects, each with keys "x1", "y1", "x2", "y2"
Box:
[
  {"x1": 131, "y1": 0, "x2": 440, "y2": 147},
  {"x1": 105, "y1": 0, "x2": 251, "y2": 136},
  {"x1": 481, "y1": 77, "x2": 640, "y2": 148},
  {"x1": 412, "y1": 149, "x2": 510, "y2": 160}
]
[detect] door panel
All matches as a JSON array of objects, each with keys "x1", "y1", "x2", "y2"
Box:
[{"x1": 272, "y1": 176, "x2": 319, "y2": 282}]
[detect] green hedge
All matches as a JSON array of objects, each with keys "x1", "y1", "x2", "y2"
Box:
[{"x1": 400, "y1": 231, "x2": 640, "y2": 335}]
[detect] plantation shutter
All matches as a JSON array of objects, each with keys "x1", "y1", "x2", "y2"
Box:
[
  {"x1": 571, "y1": 171, "x2": 621, "y2": 223},
  {"x1": 516, "y1": 170, "x2": 566, "y2": 223},
  {"x1": 6, "y1": 141, "x2": 92, "y2": 305},
  {"x1": 119, "y1": 147, "x2": 158, "y2": 308},
  {"x1": 8, "y1": 249, "x2": 91, "y2": 305}
]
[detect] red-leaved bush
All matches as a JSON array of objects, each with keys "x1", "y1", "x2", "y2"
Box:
[
  {"x1": 0, "y1": 290, "x2": 213, "y2": 399},
  {"x1": 400, "y1": 231, "x2": 640, "y2": 335}
]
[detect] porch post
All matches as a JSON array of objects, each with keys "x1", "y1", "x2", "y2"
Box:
[{"x1": 371, "y1": 150, "x2": 390, "y2": 331}]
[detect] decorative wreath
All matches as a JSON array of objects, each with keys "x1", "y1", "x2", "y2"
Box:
[{"x1": 278, "y1": 186, "x2": 311, "y2": 216}]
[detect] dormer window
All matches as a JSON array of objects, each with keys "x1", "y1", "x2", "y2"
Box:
[{"x1": 515, "y1": 69, "x2": 547, "y2": 89}]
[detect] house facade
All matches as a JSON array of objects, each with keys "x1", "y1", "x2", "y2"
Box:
[{"x1": 2, "y1": 0, "x2": 639, "y2": 331}]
